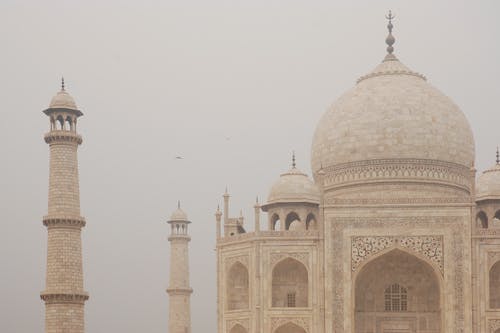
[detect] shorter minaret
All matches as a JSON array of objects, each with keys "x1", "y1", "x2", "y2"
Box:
[{"x1": 166, "y1": 202, "x2": 192, "y2": 333}]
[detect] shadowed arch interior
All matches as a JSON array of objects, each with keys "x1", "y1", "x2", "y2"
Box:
[
  {"x1": 227, "y1": 262, "x2": 249, "y2": 310},
  {"x1": 355, "y1": 249, "x2": 441, "y2": 333},
  {"x1": 477, "y1": 211, "x2": 488, "y2": 228},
  {"x1": 285, "y1": 212, "x2": 300, "y2": 230},
  {"x1": 229, "y1": 323, "x2": 247, "y2": 333},
  {"x1": 490, "y1": 261, "x2": 500, "y2": 308},
  {"x1": 271, "y1": 213, "x2": 281, "y2": 231},
  {"x1": 272, "y1": 258, "x2": 308, "y2": 307}
]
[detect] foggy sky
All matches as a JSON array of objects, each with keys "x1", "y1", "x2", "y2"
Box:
[{"x1": 1, "y1": 1, "x2": 499, "y2": 332}]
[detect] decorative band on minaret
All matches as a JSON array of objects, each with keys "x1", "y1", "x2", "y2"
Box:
[
  {"x1": 40, "y1": 79, "x2": 88, "y2": 333},
  {"x1": 166, "y1": 202, "x2": 193, "y2": 333}
]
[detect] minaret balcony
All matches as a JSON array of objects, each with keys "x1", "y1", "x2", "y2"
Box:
[{"x1": 44, "y1": 130, "x2": 82, "y2": 144}]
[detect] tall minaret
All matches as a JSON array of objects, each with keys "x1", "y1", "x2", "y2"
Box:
[
  {"x1": 166, "y1": 202, "x2": 193, "y2": 333},
  {"x1": 40, "y1": 79, "x2": 89, "y2": 333}
]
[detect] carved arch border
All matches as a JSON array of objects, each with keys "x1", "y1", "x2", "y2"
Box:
[
  {"x1": 351, "y1": 235, "x2": 444, "y2": 276},
  {"x1": 227, "y1": 318, "x2": 249, "y2": 332},
  {"x1": 489, "y1": 319, "x2": 500, "y2": 332},
  {"x1": 225, "y1": 255, "x2": 249, "y2": 273},
  {"x1": 270, "y1": 252, "x2": 309, "y2": 270},
  {"x1": 271, "y1": 317, "x2": 310, "y2": 333}
]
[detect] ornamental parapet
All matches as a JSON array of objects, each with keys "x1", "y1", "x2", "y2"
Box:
[
  {"x1": 40, "y1": 291, "x2": 89, "y2": 304},
  {"x1": 44, "y1": 131, "x2": 82, "y2": 144},
  {"x1": 217, "y1": 230, "x2": 320, "y2": 244},
  {"x1": 166, "y1": 287, "x2": 193, "y2": 295},
  {"x1": 320, "y1": 158, "x2": 472, "y2": 192},
  {"x1": 43, "y1": 215, "x2": 86, "y2": 229},
  {"x1": 168, "y1": 234, "x2": 191, "y2": 242}
]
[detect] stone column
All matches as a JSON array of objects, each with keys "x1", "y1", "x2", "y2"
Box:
[{"x1": 40, "y1": 83, "x2": 88, "y2": 333}]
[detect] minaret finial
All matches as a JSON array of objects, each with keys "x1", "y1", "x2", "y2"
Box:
[
  {"x1": 385, "y1": 10, "x2": 396, "y2": 56},
  {"x1": 292, "y1": 151, "x2": 296, "y2": 168},
  {"x1": 496, "y1": 147, "x2": 499, "y2": 165},
  {"x1": 177, "y1": 200, "x2": 181, "y2": 209},
  {"x1": 61, "y1": 77, "x2": 65, "y2": 91}
]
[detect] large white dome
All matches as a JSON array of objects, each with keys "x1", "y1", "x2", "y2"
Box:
[{"x1": 311, "y1": 57, "x2": 475, "y2": 176}]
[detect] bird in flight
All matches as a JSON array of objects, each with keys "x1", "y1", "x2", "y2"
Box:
[{"x1": 175, "y1": 156, "x2": 184, "y2": 160}]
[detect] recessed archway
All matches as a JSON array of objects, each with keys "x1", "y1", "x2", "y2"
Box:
[
  {"x1": 285, "y1": 212, "x2": 300, "y2": 230},
  {"x1": 490, "y1": 261, "x2": 500, "y2": 308},
  {"x1": 354, "y1": 249, "x2": 441, "y2": 333},
  {"x1": 229, "y1": 323, "x2": 247, "y2": 333},
  {"x1": 227, "y1": 262, "x2": 249, "y2": 310},
  {"x1": 274, "y1": 322, "x2": 307, "y2": 333},
  {"x1": 271, "y1": 213, "x2": 281, "y2": 231},
  {"x1": 272, "y1": 258, "x2": 308, "y2": 307},
  {"x1": 477, "y1": 211, "x2": 488, "y2": 228}
]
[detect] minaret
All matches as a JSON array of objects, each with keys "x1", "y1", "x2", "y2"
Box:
[
  {"x1": 40, "y1": 79, "x2": 89, "y2": 333},
  {"x1": 166, "y1": 202, "x2": 193, "y2": 333}
]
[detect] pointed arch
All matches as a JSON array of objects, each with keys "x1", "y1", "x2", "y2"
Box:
[
  {"x1": 354, "y1": 248, "x2": 442, "y2": 333},
  {"x1": 285, "y1": 212, "x2": 300, "y2": 230},
  {"x1": 272, "y1": 258, "x2": 308, "y2": 307},
  {"x1": 274, "y1": 322, "x2": 307, "y2": 333},
  {"x1": 271, "y1": 213, "x2": 281, "y2": 231},
  {"x1": 229, "y1": 323, "x2": 247, "y2": 333},
  {"x1": 490, "y1": 260, "x2": 500, "y2": 308},
  {"x1": 305, "y1": 213, "x2": 317, "y2": 230},
  {"x1": 227, "y1": 261, "x2": 249, "y2": 310},
  {"x1": 477, "y1": 211, "x2": 488, "y2": 228}
]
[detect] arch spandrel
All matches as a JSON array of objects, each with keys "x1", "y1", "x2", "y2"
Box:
[
  {"x1": 271, "y1": 318, "x2": 309, "y2": 333},
  {"x1": 351, "y1": 235, "x2": 444, "y2": 276}
]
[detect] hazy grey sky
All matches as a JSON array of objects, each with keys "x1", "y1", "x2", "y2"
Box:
[{"x1": 1, "y1": 1, "x2": 499, "y2": 332}]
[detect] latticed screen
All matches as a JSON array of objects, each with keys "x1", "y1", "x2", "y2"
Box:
[
  {"x1": 287, "y1": 292, "x2": 296, "y2": 307},
  {"x1": 384, "y1": 283, "x2": 407, "y2": 312}
]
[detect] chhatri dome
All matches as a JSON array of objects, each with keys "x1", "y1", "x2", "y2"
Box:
[
  {"x1": 266, "y1": 154, "x2": 320, "y2": 206},
  {"x1": 48, "y1": 78, "x2": 79, "y2": 111},
  {"x1": 169, "y1": 201, "x2": 189, "y2": 221},
  {"x1": 311, "y1": 13, "x2": 475, "y2": 176},
  {"x1": 476, "y1": 149, "x2": 500, "y2": 201}
]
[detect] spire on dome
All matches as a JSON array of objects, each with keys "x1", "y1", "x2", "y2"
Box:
[
  {"x1": 178, "y1": 200, "x2": 181, "y2": 209},
  {"x1": 384, "y1": 10, "x2": 397, "y2": 61},
  {"x1": 61, "y1": 77, "x2": 65, "y2": 91},
  {"x1": 292, "y1": 151, "x2": 296, "y2": 168},
  {"x1": 496, "y1": 147, "x2": 499, "y2": 165}
]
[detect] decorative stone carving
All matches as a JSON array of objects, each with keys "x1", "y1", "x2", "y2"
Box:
[
  {"x1": 270, "y1": 317, "x2": 310, "y2": 333},
  {"x1": 270, "y1": 252, "x2": 309, "y2": 269},
  {"x1": 225, "y1": 255, "x2": 249, "y2": 271},
  {"x1": 227, "y1": 318, "x2": 249, "y2": 331},
  {"x1": 351, "y1": 235, "x2": 443, "y2": 274},
  {"x1": 488, "y1": 252, "x2": 500, "y2": 269},
  {"x1": 489, "y1": 319, "x2": 500, "y2": 332},
  {"x1": 322, "y1": 159, "x2": 472, "y2": 192},
  {"x1": 332, "y1": 216, "x2": 466, "y2": 332}
]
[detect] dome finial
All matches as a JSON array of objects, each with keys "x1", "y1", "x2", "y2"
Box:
[
  {"x1": 384, "y1": 10, "x2": 396, "y2": 60},
  {"x1": 177, "y1": 200, "x2": 181, "y2": 209},
  {"x1": 61, "y1": 77, "x2": 65, "y2": 91},
  {"x1": 496, "y1": 147, "x2": 499, "y2": 165},
  {"x1": 292, "y1": 151, "x2": 296, "y2": 168}
]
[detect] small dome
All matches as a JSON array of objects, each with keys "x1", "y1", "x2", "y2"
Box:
[
  {"x1": 266, "y1": 166, "x2": 320, "y2": 205},
  {"x1": 169, "y1": 206, "x2": 189, "y2": 222},
  {"x1": 311, "y1": 57, "x2": 475, "y2": 175},
  {"x1": 49, "y1": 89, "x2": 78, "y2": 110},
  {"x1": 476, "y1": 163, "x2": 500, "y2": 201}
]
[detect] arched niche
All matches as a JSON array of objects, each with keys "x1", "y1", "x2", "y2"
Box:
[
  {"x1": 229, "y1": 324, "x2": 247, "y2": 333},
  {"x1": 495, "y1": 328, "x2": 500, "y2": 333},
  {"x1": 227, "y1": 262, "x2": 249, "y2": 310},
  {"x1": 306, "y1": 213, "x2": 317, "y2": 230},
  {"x1": 490, "y1": 261, "x2": 500, "y2": 308},
  {"x1": 354, "y1": 249, "x2": 441, "y2": 333},
  {"x1": 274, "y1": 322, "x2": 307, "y2": 333},
  {"x1": 285, "y1": 212, "x2": 300, "y2": 230},
  {"x1": 272, "y1": 258, "x2": 308, "y2": 307},
  {"x1": 271, "y1": 213, "x2": 281, "y2": 231},
  {"x1": 477, "y1": 211, "x2": 488, "y2": 228},
  {"x1": 494, "y1": 210, "x2": 500, "y2": 222}
]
